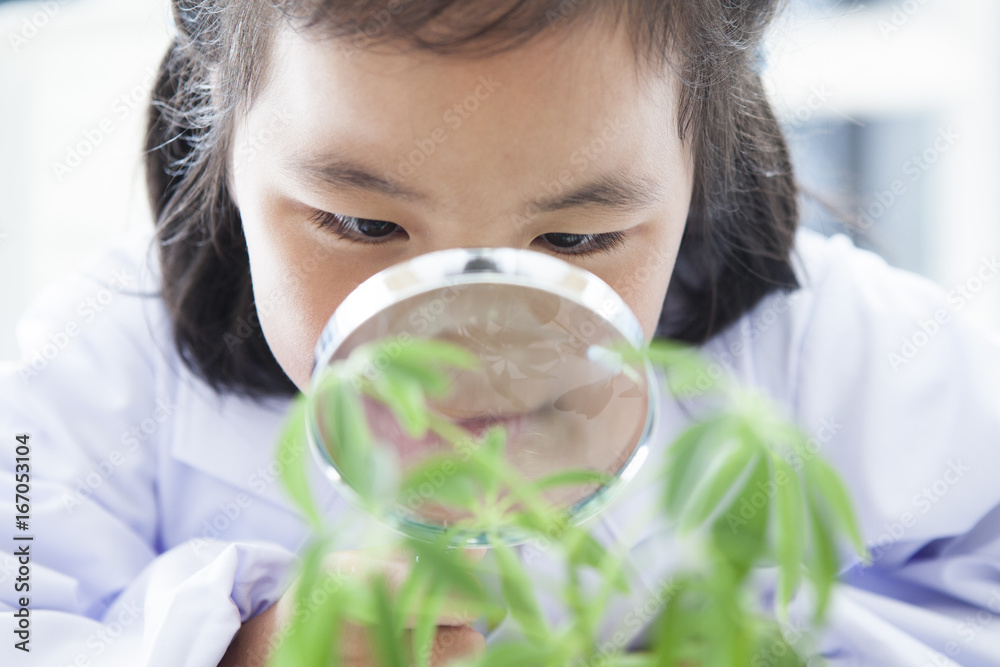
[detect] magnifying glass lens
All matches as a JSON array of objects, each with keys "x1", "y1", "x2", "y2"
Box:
[{"x1": 308, "y1": 249, "x2": 656, "y2": 544}]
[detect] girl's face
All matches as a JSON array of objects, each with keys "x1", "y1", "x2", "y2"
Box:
[{"x1": 230, "y1": 18, "x2": 695, "y2": 392}]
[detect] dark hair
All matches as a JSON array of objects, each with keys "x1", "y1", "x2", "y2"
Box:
[{"x1": 146, "y1": 0, "x2": 800, "y2": 401}]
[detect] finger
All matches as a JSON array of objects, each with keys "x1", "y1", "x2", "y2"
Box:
[
  {"x1": 321, "y1": 543, "x2": 488, "y2": 628},
  {"x1": 338, "y1": 622, "x2": 485, "y2": 666},
  {"x1": 426, "y1": 626, "x2": 486, "y2": 667},
  {"x1": 459, "y1": 546, "x2": 487, "y2": 565},
  {"x1": 408, "y1": 546, "x2": 489, "y2": 627}
]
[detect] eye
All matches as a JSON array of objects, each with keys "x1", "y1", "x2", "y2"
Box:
[
  {"x1": 538, "y1": 231, "x2": 627, "y2": 256},
  {"x1": 310, "y1": 211, "x2": 403, "y2": 243}
]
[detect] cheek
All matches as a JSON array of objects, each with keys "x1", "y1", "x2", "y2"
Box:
[
  {"x1": 239, "y1": 194, "x2": 354, "y2": 391},
  {"x1": 608, "y1": 245, "x2": 679, "y2": 343},
  {"x1": 601, "y1": 213, "x2": 688, "y2": 344}
]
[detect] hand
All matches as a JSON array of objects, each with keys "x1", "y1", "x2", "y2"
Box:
[{"x1": 219, "y1": 544, "x2": 487, "y2": 667}]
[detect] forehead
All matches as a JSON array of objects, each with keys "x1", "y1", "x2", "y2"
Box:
[{"x1": 247, "y1": 17, "x2": 688, "y2": 215}]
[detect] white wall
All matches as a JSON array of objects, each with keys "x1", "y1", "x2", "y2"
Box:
[
  {"x1": 0, "y1": 0, "x2": 172, "y2": 358},
  {"x1": 764, "y1": 0, "x2": 1000, "y2": 332}
]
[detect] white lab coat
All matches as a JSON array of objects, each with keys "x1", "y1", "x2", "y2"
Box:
[{"x1": 1, "y1": 226, "x2": 999, "y2": 666}]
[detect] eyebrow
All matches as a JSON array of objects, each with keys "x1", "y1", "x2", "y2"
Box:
[
  {"x1": 290, "y1": 153, "x2": 661, "y2": 213},
  {"x1": 532, "y1": 172, "x2": 662, "y2": 213},
  {"x1": 292, "y1": 153, "x2": 426, "y2": 202}
]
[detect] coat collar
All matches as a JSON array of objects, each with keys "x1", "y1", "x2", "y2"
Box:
[{"x1": 168, "y1": 362, "x2": 340, "y2": 516}]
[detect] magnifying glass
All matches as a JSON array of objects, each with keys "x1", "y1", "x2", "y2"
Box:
[{"x1": 305, "y1": 247, "x2": 658, "y2": 546}]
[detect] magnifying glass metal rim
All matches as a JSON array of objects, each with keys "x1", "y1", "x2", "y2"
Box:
[{"x1": 305, "y1": 246, "x2": 659, "y2": 546}]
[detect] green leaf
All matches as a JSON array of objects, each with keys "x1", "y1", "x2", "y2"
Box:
[
  {"x1": 509, "y1": 507, "x2": 567, "y2": 540},
  {"x1": 370, "y1": 574, "x2": 407, "y2": 667},
  {"x1": 663, "y1": 420, "x2": 717, "y2": 518},
  {"x1": 493, "y1": 541, "x2": 550, "y2": 644},
  {"x1": 710, "y1": 454, "x2": 771, "y2": 580},
  {"x1": 346, "y1": 336, "x2": 471, "y2": 395},
  {"x1": 475, "y1": 642, "x2": 557, "y2": 667},
  {"x1": 268, "y1": 537, "x2": 342, "y2": 667},
  {"x1": 699, "y1": 566, "x2": 743, "y2": 667},
  {"x1": 399, "y1": 454, "x2": 484, "y2": 510},
  {"x1": 599, "y1": 655, "x2": 658, "y2": 667},
  {"x1": 479, "y1": 424, "x2": 507, "y2": 462},
  {"x1": 679, "y1": 439, "x2": 756, "y2": 534},
  {"x1": 276, "y1": 393, "x2": 323, "y2": 528},
  {"x1": 318, "y1": 371, "x2": 378, "y2": 504},
  {"x1": 804, "y1": 459, "x2": 867, "y2": 559},
  {"x1": 751, "y1": 624, "x2": 808, "y2": 667},
  {"x1": 649, "y1": 576, "x2": 709, "y2": 666},
  {"x1": 526, "y1": 468, "x2": 612, "y2": 495},
  {"x1": 639, "y1": 339, "x2": 697, "y2": 367},
  {"x1": 474, "y1": 425, "x2": 509, "y2": 501},
  {"x1": 805, "y1": 491, "x2": 839, "y2": 622},
  {"x1": 567, "y1": 532, "x2": 629, "y2": 593},
  {"x1": 644, "y1": 341, "x2": 720, "y2": 396},
  {"x1": 396, "y1": 338, "x2": 480, "y2": 371},
  {"x1": 410, "y1": 582, "x2": 445, "y2": 667},
  {"x1": 403, "y1": 536, "x2": 486, "y2": 606},
  {"x1": 392, "y1": 361, "x2": 453, "y2": 398},
  {"x1": 373, "y1": 370, "x2": 430, "y2": 438},
  {"x1": 772, "y1": 457, "x2": 806, "y2": 612}
]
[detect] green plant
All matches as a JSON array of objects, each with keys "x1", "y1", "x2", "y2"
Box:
[{"x1": 267, "y1": 338, "x2": 868, "y2": 667}]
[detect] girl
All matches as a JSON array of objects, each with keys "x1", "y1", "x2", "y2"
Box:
[{"x1": 3, "y1": 0, "x2": 1000, "y2": 665}]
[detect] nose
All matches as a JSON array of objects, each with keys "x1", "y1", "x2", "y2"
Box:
[{"x1": 463, "y1": 256, "x2": 499, "y2": 273}]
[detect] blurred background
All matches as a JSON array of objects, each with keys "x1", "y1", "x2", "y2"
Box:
[{"x1": 1, "y1": 0, "x2": 998, "y2": 359}]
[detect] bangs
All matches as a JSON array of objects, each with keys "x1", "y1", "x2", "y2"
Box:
[
  {"x1": 271, "y1": 0, "x2": 693, "y2": 134},
  {"x1": 273, "y1": 0, "x2": 692, "y2": 79},
  {"x1": 280, "y1": 1, "x2": 625, "y2": 54}
]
